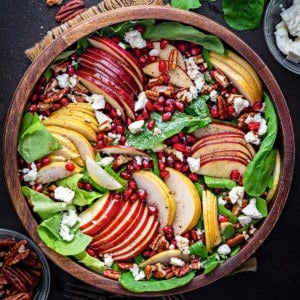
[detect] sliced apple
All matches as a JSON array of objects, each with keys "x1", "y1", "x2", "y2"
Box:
[
  {"x1": 85, "y1": 156, "x2": 122, "y2": 190},
  {"x1": 152, "y1": 42, "x2": 186, "y2": 70},
  {"x1": 45, "y1": 126, "x2": 95, "y2": 161},
  {"x1": 143, "y1": 61, "x2": 194, "y2": 88},
  {"x1": 266, "y1": 149, "x2": 281, "y2": 203},
  {"x1": 202, "y1": 189, "x2": 222, "y2": 253},
  {"x1": 132, "y1": 170, "x2": 176, "y2": 230},
  {"x1": 139, "y1": 249, "x2": 189, "y2": 268},
  {"x1": 99, "y1": 145, "x2": 151, "y2": 158},
  {"x1": 209, "y1": 52, "x2": 262, "y2": 105},
  {"x1": 164, "y1": 168, "x2": 201, "y2": 235},
  {"x1": 76, "y1": 70, "x2": 127, "y2": 120},
  {"x1": 88, "y1": 36, "x2": 144, "y2": 82},
  {"x1": 199, "y1": 149, "x2": 252, "y2": 163},
  {"x1": 36, "y1": 161, "x2": 82, "y2": 184},
  {"x1": 79, "y1": 193, "x2": 122, "y2": 236},
  {"x1": 90, "y1": 200, "x2": 143, "y2": 249},
  {"x1": 193, "y1": 122, "x2": 246, "y2": 139},
  {"x1": 199, "y1": 157, "x2": 247, "y2": 178},
  {"x1": 43, "y1": 117, "x2": 96, "y2": 141},
  {"x1": 109, "y1": 216, "x2": 159, "y2": 261}
]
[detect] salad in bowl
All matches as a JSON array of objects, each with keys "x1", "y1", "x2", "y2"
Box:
[{"x1": 15, "y1": 15, "x2": 282, "y2": 294}]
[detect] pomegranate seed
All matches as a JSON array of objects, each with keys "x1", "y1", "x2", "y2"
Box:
[
  {"x1": 142, "y1": 108, "x2": 150, "y2": 119},
  {"x1": 174, "y1": 161, "x2": 183, "y2": 171},
  {"x1": 158, "y1": 160, "x2": 165, "y2": 171},
  {"x1": 65, "y1": 162, "x2": 75, "y2": 172},
  {"x1": 38, "y1": 94, "x2": 46, "y2": 102},
  {"x1": 123, "y1": 188, "x2": 133, "y2": 200},
  {"x1": 160, "y1": 170, "x2": 169, "y2": 178},
  {"x1": 162, "y1": 112, "x2": 172, "y2": 122},
  {"x1": 52, "y1": 103, "x2": 61, "y2": 110},
  {"x1": 121, "y1": 171, "x2": 131, "y2": 180},
  {"x1": 148, "y1": 205, "x2": 158, "y2": 215},
  {"x1": 135, "y1": 24, "x2": 145, "y2": 33},
  {"x1": 41, "y1": 157, "x2": 52, "y2": 166},
  {"x1": 154, "y1": 102, "x2": 164, "y2": 113},
  {"x1": 252, "y1": 102, "x2": 264, "y2": 112},
  {"x1": 177, "y1": 42, "x2": 188, "y2": 52},
  {"x1": 138, "y1": 55, "x2": 148, "y2": 65},
  {"x1": 67, "y1": 65, "x2": 76, "y2": 75},
  {"x1": 143, "y1": 249, "x2": 152, "y2": 258},
  {"x1": 34, "y1": 183, "x2": 43, "y2": 193},
  {"x1": 31, "y1": 94, "x2": 38, "y2": 102},
  {"x1": 60, "y1": 97, "x2": 69, "y2": 106},
  {"x1": 119, "y1": 136, "x2": 126, "y2": 145},
  {"x1": 186, "y1": 134, "x2": 196, "y2": 144},
  {"x1": 142, "y1": 159, "x2": 151, "y2": 169},
  {"x1": 87, "y1": 248, "x2": 96, "y2": 256},
  {"x1": 190, "y1": 45, "x2": 201, "y2": 56},
  {"x1": 188, "y1": 173, "x2": 199, "y2": 182},
  {"x1": 248, "y1": 121, "x2": 260, "y2": 131},
  {"x1": 137, "y1": 189, "x2": 147, "y2": 201},
  {"x1": 96, "y1": 140, "x2": 104, "y2": 149},
  {"x1": 77, "y1": 182, "x2": 85, "y2": 189},
  {"x1": 160, "y1": 39, "x2": 169, "y2": 49},
  {"x1": 145, "y1": 101, "x2": 155, "y2": 112},
  {"x1": 210, "y1": 107, "x2": 219, "y2": 118},
  {"x1": 159, "y1": 60, "x2": 168, "y2": 73},
  {"x1": 227, "y1": 105, "x2": 236, "y2": 117},
  {"x1": 128, "y1": 180, "x2": 137, "y2": 190},
  {"x1": 170, "y1": 239, "x2": 177, "y2": 248},
  {"x1": 84, "y1": 183, "x2": 92, "y2": 191},
  {"x1": 148, "y1": 55, "x2": 157, "y2": 63},
  {"x1": 28, "y1": 104, "x2": 38, "y2": 112},
  {"x1": 230, "y1": 170, "x2": 241, "y2": 182},
  {"x1": 147, "y1": 119, "x2": 155, "y2": 130},
  {"x1": 190, "y1": 229, "x2": 198, "y2": 241},
  {"x1": 146, "y1": 40, "x2": 153, "y2": 48},
  {"x1": 162, "y1": 73, "x2": 170, "y2": 84},
  {"x1": 230, "y1": 87, "x2": 239, "y2": 94},
  {"x1": 163, "y1": 226, "x2": 173, "y2": 235},
  {"x1": 35, "y1": 161, "x2": 42, "y2": 170},
  {"x1": 110, "y1": 109, "x2": 118, "y2": 118},
  {"x1": 218, "y1": 215, "x2": 229, "y2": 223},
  {"x1": 173, "y1": 143, "x2": 186, "y2": 152},
  {"x1": 130, "y1": 193, "x2": 138, "y2": 201},
  {"x1": 116, "y1": 126, "x2": 124, "y2": 134}
]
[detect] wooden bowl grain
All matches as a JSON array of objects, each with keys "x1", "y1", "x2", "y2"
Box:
[{"x1": 3, "y1": 5, "x2": 295, "y2": 296}]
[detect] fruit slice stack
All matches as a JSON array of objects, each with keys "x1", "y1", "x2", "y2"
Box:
[
  {"x1": 76, "y1": 36, "x2": 144, "y2": 120},
  {"x1": 191, "y1": 122, "x2": 256, "y2": 178}
]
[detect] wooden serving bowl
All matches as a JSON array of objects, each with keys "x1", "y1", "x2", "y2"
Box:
[{"x1": 3, "y1": 6, "x2": 295, "y2": 296}]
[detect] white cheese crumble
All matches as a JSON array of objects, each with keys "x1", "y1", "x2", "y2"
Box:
[
  {"x1": 187, "y1": 157, "x2": 201, "y2": 174},
  {"x1": 228, "y1": 186, "x2": 244, "y2": 206},
  {"x1": 98, "y1": 157, "x2": 114, "y2": 167},
  {"x1": 238, "y1": 215, "x2": 253, "y2": 226},
  {"x1": 153, "y1": 127, "x2": 162, "y2": 136},
  {"x1": 103, "y1": 253, "x2": 114, "y2": 268},
  {"x1": 217, "y1": 244, "x2": 231, "y2": 256},
  {"x1": 95, "y1": 111, "x2": 112, "y2": 125},
  {"x1": 149, "y1": 48, "x2": 159, "y2": 56},
  {"x1": 54, "y1": 186, "x2": 75, "y2": 204},
  {"x1": 23, "y1": 163, "x2": 37, "y2": 184},
  {"x1": 59, "y1": 209, "x2": 79, "y2": 241},
  {"x1": 130, "y1": 263, "x2": 145, "y2": 281},
  {"x1": 209, "y1": 90, "x2": 218, "y2": 102},
  {"x1": 124, "y1": 30, "x2": 146, "y2": 49},
  {"x1": 233, "y1": 97, "x2": 249, "y2": 114},
  {"x1": 244, "y1": 131, "x2": 261, "y2": 145},
  {"x1": 128, "y1": 120, "x2": 145, "y2": 134},
  {"x1": 175, "y1": 235, "x2": 190, "y2": 255},
  {"x1": 175, "y1": 151, "x2": 184, "y2": 162},
  {"x1": 135, "y1": 92, "x2": 148, "y2": 111},
  {"x1": 68, "y1": 75, "x2": 78, "y2": 88},
  {"x1": 88, "y1": 94, "x2": 106, "y2": 110},
  {"x1": 242, "y1": 198, "x2": 263, "y2": 219},
  {"x1": 170, "y1": 257, "x2": 185, "y2": 267},
  {"x1": 56, "y1": 74, "x2": 69, "y2": 88}
]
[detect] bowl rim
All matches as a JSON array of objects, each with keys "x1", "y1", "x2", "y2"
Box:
[
  {"x1": 3, "y1": 5, "x2": 295, "y2": 296},
  {"x1": 0, "y1": 228, "x2": 51, "y2": 299}
]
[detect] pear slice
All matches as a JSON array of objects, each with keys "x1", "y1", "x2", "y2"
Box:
[
  {"x1": 202, "y1": 189, "x2": 222, "y2": 253},
  {"x1": 52, "y1": 110, "x2": 98, "y2": 128},
  {"x1": 46, "y1": 126, "x2": 95, "y2": 161},
  {"x1": 85, "y1": 156, "x2": 122, "y2": 190},
  {"x1": 132, "y1": 170, "x2": 176, "y2": 230},
  {"x1": 209, "y1": 52, "x2": 262, "y2": 105},
  {"x1": 43, "y1": 117, "x2": 97, "y2": 141},
  {"x1": 139, "y1": 249, "x2": 189, "y2": 268},
  {"x1": 51, "y1": 133, "x2": 79, "y2": 154},
  {"x1": 37, "y1": 161, "x2": 82, "y2": 184},
  {"x1": 266, "y1": 149, "x2": 281, "y2": 203},
  {"x1": 164, "y1": 168, "x2": 201, "y2": 235}
]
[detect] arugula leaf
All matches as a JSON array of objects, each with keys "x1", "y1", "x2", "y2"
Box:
[
  {"x1": 244, "y1": 94, "x2": 278, "y2": 196},
  {"x1": 18, "y1": 112, "x2": 61, "y2": 163},
  {"x1": 143, "y1": 22, "x2": 224, "y2": 54},
  {"x1": 222, "y1": 0, "x2": 267, "y2": 30},
  {"x1": 126, "y1": 111, "x2": 210, "y2": 150},
  {"x1": 22, "y1": 186, "x2": 74, "y2": 220}
]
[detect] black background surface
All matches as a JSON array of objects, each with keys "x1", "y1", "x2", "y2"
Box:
[{"x1": 0, "y1": 1, "x2": 299, "y2": 299}]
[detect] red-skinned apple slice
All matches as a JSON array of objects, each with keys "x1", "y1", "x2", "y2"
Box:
[
  {"x1": 200, "y1": 151, "x2": 251, "y2": 163},
  {"x1": 88, "y1": 36, "x2": 144, "y2": 81},
  {"x1": 192, "y1": 141, "x2": 253, "y2": 160},
  {"x1": 91, "y1": 200, "x2": 144, "y2": 250},
  {"x1": 152, "y1": 42, "x2": 186, "y2": 70},
  {"x1": 79, "y1": 192, "x2": 122, "y2": 235},
  {"x1": 80, "y1": 52, "x2": 141, "y2": 95},
  {"x1": 99, "y1": 203, "x2": 150, "y2": 254},
  {"x1": 111, "y1": 217, "x2": 159, "y2": 261},
  {"x1": 76, "y1": 70, "x2": 127, "y2": 120},
  {"x1": 199, "y1": 157, "x2": 248, "y2": 178},
  {"x1": 143, "y1": 61, "x2": 194, "y2": 88},
  {"x1": 78, "y1": 66, "x2": 135, "y2": 116},
  {"x1": 99, "y1": 145, "x2": 151, "y2": 158},
  {"x1": 193, "y1": 121, "x2": 246, "y2": 139}
]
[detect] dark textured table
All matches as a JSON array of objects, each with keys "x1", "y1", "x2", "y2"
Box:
[{"x1": 0, "y1": 1, "x2": 299, "y2": 299}]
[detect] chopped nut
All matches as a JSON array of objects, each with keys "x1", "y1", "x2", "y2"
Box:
[
  {"x1": 47, "y1": 0, "x2": 63, "y2": 7},
  {"x1": 168, "y1": 49, "x2": 178, "y2": 70},
  {"x1": 217, "y1": 95, "x2": 227, "y2": 119},
  {"x1": 145, "y1": 90, "x2": 160, "y2": 101},
  {"x1": 55, "y1": 0, "x2": 86, "y2": 23},
  {"x1": 213, "y1": 69, "x2": 229, "y2": 88}
]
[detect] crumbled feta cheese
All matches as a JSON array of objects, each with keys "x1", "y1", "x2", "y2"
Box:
[
  {"x1": 103, "y1": 253, "x2": 114, "y2": 267},
  {"x1": 218, "y1": 196, "x2": 227, "y2": 205},
  {"x1": 98, "y1": 157, "x2": 114, "y2": 167},
  {"x1": 128, "y1": 120, "x2": 145, "y2": 134},
  {"x1": 88, "y1": 94, "x2": 106, "y2": 110},
  {"x1": 118, "y1": 42, "x2": 126, "y2": 49},
  {"x1": 59, "y1": 224, "x2": 74, "y2": 241},
  {"x1": 244, "y1": 131, "x2": 261, "y2": 145},
  {"x1": 258, "y1": 118, "x2": 267, "y2": 136},
  {"x1": 217, "y1": 244, "x2": 231, "y2": 256},
  {"x1": 130, "y1": 263, "x2": 145, "y2": 281},
  {"x1": 149, "y1": 48, "x2": 159, "y2": 56},
  {"x1": 175, "y1": 151, "x2": 184, "y2": 162},
  {"x1": 189, "y1": 86, "x2": 198, "y2": 99},
  {"x1": 95, "y1": 111, "x2": 112, "y2": 124},
  {"x1": 238, "y1": 215, "x2": 252, "y2": 226},
  {"x1": 233, "y1": 97, "x2": 249, "y2": 114},
  {"x1": 242, "y1": 198, "x2": 263, "y2": 219},
  {"x1": 54, "y1": 186, "x2": 75, "y2": 203},
  {"x1": 170, "y1": 257, "x2": 185, "y2": 267},
  {"x1": 124, "y1": 30, "x2": 146, "y2": 49},
  {"x1": 153, "y1": 127, "x2": 162, "y2": 136},
  {"x1": 56, "y1": 74, "x2": 69, "y2": 88},
  {"x1": 281, "y1": 3, "x2": 300, "y2": 37},
  {"x1": 185, "y1": 57, "x2": 200, "y2": 80},
  {"x1": 23, "y1": 163, "x2": 37, "y2": 183},
  {"x1": 59, "y1": 209, "x2": 79, "y2": 241},
  {"x1": 175, "y1": 235, "x2": 190, "y2": 255},
  {"x1": 107, "y1": 132, "x2": 121, "y2": 143},
  {"x1": 187, "y1": 157, "x2": 201, "y2": 174},
  {"x1": 228, "y1": 186, "x2": 244, "y2": 205},
  {"x1": 68, "y1": 75, "x2": 78, "y2": 88},
  {"x1": 135, "y1": 92, "x2": 148, "y2": 111},
  {"x1": 209, "y1": 90, "x2": 218, "y2": 102}
]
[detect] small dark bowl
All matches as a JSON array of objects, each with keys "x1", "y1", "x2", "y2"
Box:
[{"x1": 0, "y1": 228, "x2": 51, "y2": 299}]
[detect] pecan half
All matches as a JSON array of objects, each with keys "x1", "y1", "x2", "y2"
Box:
[
  {"x1": 217, "y1": 95, "x2": 227, "y2": 119},
  {"x1": 55, "y1": 0, "x2": 86, "y2": 23}
]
